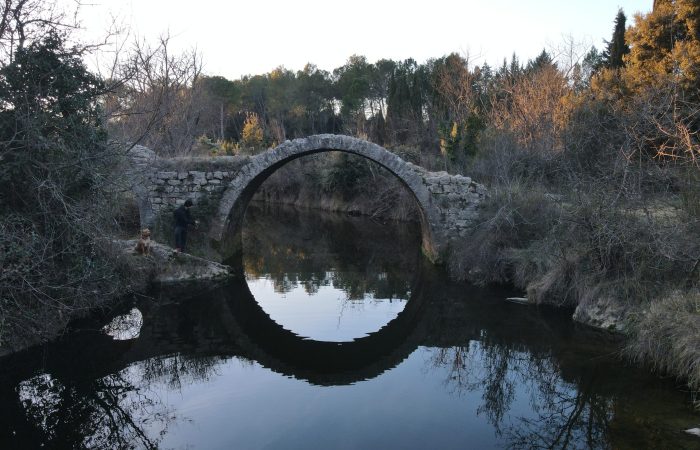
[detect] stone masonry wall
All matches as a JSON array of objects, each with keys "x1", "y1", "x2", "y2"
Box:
[
  {"x1": 421, "y1": 171, "x2": 487, "y2": 237},
  {"x1": 127, "y1": 145, "x2": 249, "y2": 227},
  {"x1": 147, "y1": 167, "x2": 236, "y2": 213}
]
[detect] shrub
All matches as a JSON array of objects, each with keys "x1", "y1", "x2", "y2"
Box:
[
  {"x1": 447, "y1": 181, "x2": 560, "y2": 286},
  {"x1": 0, "y1": 32, "x2": 138, "y2": 348},
  {"x1": 625, "y1": 291, "x2": 700, "y2": 404}
]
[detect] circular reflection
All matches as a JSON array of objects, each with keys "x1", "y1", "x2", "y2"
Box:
[
  {"x1": 241, "y1": 203, "x2": 421, "y2": 342},
  {"x1": 245, "y1": 275, "x2": 410, "y2": 342}
]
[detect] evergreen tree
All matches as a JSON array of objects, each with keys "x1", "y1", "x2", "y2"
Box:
[
  {"x1": 602, "y1": 9, "x2": 630, "y2": 69},
  {"x1": 0, "y1": 31, "x2": 107, "y2": 210},
  {"x1": 498, "y1": 58, "x2": 509, "y2": 80},
  {"x1": 333, "y1": 55, "x2": 372, "y2": 117},
  {"x1": 625, "y1": 0, "x2": 700, "y2": 94},
  {"x1": 583, "y1": 46, "x2": 604, "y2": 73},
  {"x1": 386, "y1": 61, "x2": 417, "y2": 144},
  {"x1": 527, "y1": 50, "x2": 555, "y2": 72},
  {"x1": 509, "y1": 53, "x2": 521, "y2": 79}
]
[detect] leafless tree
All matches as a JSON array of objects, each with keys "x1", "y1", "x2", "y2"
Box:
[
  {"x1": 0, "y1": 0, "x2": 79, "y2": 66},
  {"x1": 102, "y1": 33, "x2": 206, "y2": 156}
]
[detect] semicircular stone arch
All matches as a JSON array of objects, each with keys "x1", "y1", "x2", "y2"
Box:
[{"x1": 209, "y1": 135, "x2": 447, "y2": 261}]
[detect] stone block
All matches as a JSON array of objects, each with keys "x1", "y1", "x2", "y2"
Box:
[{"x1": 158, "y1": 171, "x2": 177, "y2": 179}]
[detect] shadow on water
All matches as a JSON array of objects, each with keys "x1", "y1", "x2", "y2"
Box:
[{"x1": 0, "y1": 204, "x2": 698, "y2": 449}]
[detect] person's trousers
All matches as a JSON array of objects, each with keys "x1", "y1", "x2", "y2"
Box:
[{"x1": 174, "y1": 226, "x2": 188, "y2": 251}]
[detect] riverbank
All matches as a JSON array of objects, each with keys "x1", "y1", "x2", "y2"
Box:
[
  {"x1": 0, "y1": 239, "x2": 234, "y2": 357},
  {"x1": 111, "y1": 239, "x2": 234, "y2": 284},
  {"x1": 444, "y1": 180, "x2": 700, "y2": 406}
]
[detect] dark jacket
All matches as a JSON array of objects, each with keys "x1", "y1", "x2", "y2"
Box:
[{"x1": 173, "y1": 205, "x2": 195, "y2": 228}]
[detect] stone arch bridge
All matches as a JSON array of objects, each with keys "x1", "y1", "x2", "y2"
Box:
[{"x1": 128, "y1": 134, "x2": 486, "y2": 263}]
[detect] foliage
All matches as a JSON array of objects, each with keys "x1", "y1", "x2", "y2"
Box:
[
  {"x1": 437, "y1": 3, "x2": 700, "y2": 397},
  {"x1": 625, "y1": 0, "x2": 700, "y2": 96},
  {"x1": 240, "y1": 112, "x2": 265, "y2": 151},
  {"x1": 321, "y1": 153, "x2": 370, "y2": 199},
  {"x1": 1, "y1": 0, "x2": 699, "y2": 396},
  {"x1": 489, "y1": 64, "x2": 570, "y2": 153},
  {"x1": 0, "y1": 0, "x2": 79, "y2": 66},
  {"x1": 0, "y1": 31, "x2": 134, "y2": 348},
  {"x1": 0, "y1": 32, "x2": 107, "y2": 207},
  {"x1": 447, "y1": 183, "x2": 561, "y2": 287}
]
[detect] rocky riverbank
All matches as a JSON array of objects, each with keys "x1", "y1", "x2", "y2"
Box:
[{"x1": 112, "y1": 239, "x2": 234, "y2": 284}]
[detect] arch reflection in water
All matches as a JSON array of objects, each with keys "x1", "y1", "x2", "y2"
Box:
[
  {"x1": 225, "y1": 202, "x2": 427, "y2": 384},
  {"x1": 224, "y1": 273, "x2": 426, "y2": 385},
  {"x1": 240, "y1": 203, "x2": 422, "y2": 343}
]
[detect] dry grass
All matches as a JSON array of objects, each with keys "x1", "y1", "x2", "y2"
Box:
[
  {"x1": 625, "y1": 291, "x2": 700, "y2": 405},
  {"x1": 447, "y1": 181, "x2": 561, "y2": 286}
]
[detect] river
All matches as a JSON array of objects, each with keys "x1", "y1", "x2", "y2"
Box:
[{"x1": 0, "y1": 203, "x2": 698, "y2": 449}]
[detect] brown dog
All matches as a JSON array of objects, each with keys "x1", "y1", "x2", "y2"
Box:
[{"x1": 134, "y1": 228, "x2": 152, "y2": 255}]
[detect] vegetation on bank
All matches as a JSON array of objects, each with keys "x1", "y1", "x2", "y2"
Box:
[
  {"x1": 0, "y1": 26, "x2": 143, "y2": 349},
  {"x1": 1, "y1": 0, "x2": 699, "y2": 404}
]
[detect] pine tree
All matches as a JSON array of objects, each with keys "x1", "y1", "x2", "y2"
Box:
[
  {"x1": 509, "y1": 53, "x2": 521, "y2": 79},
  {"x1": 527, "y1": 50, "x2": 555, "y2": 72},
  {"x1": 603, "y1": 9, "x2": 630, "y2": 69},
  {"x1": 625, "y1": 0, "x2": 700, "y2": 94}
]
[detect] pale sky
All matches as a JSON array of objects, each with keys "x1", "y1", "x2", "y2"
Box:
[{"x1": 75, "y1": 0, "x2": 652, "y2": 79}]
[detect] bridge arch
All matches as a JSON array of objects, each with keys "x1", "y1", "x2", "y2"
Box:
[{"x1": 209, "y1": 135, "x2": 445, "y2": 261}]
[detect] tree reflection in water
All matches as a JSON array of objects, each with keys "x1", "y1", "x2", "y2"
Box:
[
  {"x1": 242, "y1": 202, "x2": 420, "y2": 301},
  {"x1": 427, "y1": 342, "x2": 613, "y2": 449},
  {"x1": 505, "y1": 365, "x2": 612, "y2": 450},
  {"x1": 13, "y1": 351, "x2": 243, "y2": 449},
  {"x1": 17, "y1": 370, "x2": 173, "y2": 449}
]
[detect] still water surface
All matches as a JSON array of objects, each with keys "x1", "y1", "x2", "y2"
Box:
[{"x1": 1, "y1": 204, "x2": 698, "y2": 449}]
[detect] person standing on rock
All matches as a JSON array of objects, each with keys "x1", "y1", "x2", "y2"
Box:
[{"x1": 173, "y1": 199, "x2": 197, "y2": 253}]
